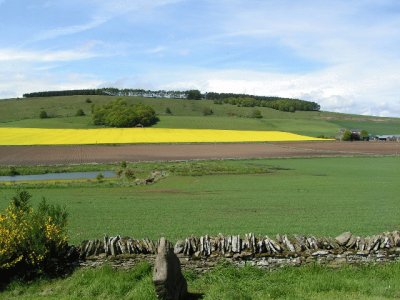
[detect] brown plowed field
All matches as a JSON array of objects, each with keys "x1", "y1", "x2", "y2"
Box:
[{"x1": 0, "y1": 141, "x2": 399, "y2": 166}]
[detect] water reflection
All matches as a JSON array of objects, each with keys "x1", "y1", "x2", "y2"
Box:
[{"x1": 0, "y1": 171, "x2": 116, "y2": 182}]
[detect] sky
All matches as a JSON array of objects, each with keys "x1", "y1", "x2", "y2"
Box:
[{"x1": 0, "y1": 0, "x2": 399, "y2": 117}]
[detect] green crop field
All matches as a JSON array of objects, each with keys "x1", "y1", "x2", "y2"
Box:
[
  {"x1": 1, "y1": 95, "x2": 399, "y2": 136},
  {"x1": 2, "y1": 156, "x2": 400, "y2": 298},
  {"x1": 1, "y1": 156, "x2": 399, "y2": 244}
]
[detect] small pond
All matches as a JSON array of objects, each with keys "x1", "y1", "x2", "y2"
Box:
[{"x1": 0, "y1": 171, "x2": 116, "y2": 182}]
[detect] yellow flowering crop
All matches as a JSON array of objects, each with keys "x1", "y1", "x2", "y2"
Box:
[{"x1": 0, "y1": 127, "x2": 328, "y2": 146}]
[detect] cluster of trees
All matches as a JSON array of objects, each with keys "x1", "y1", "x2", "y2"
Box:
[
  {"x1": 212, "y1": 96, "x2": 320, "y2": 112},
  {"x1": 101, "y1": 88, "x2": 188, "y2": 99},
  {"x1": 23, "y1": 88, "x2": 188, "y2": 99},
  {"x1": 23, "y1": 89, "x2": 106, "y2": 98},
  {"x1": 91, "y1": 99, "x2": 158, "y2": 127},
  {"x1": 186, "y1": 90, "x2": 202, "y2": 100},
  {"x1": 23, "y1": 88, "x2": 320, "y2": 112},
  {"x1": 342, "y1": 129, "x2": 369, "y2": 141}
]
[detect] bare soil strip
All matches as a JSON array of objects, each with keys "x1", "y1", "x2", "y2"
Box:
[{"x1": 0, "y1": 141, "x2": 398, "y2": 166}]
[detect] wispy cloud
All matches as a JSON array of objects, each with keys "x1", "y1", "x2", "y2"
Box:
[
  {"x1": 0, "y1": 49, "x2": 95, "y2": 62},
  {"x1": 33, "y1": 18, "x2": 107, "y2": 42},
  {"x1": 147, "y1": 46, "x2": 167, "y2": 54},
  {"x1": 32, "y1": 0, "x2": 184, "y2": 42}
]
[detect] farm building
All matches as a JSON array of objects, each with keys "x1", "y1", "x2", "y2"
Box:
[{"x1": 372, "y1": 135, "x2": 400, "y2": 141}]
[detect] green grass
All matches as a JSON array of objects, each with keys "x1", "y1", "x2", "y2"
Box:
[
  {"x1": 0, "y1": 158, "x2": 276, "y2": 176},
  {"x1": 153, "y1": 116, "x2": 340, "y2": 136},
  {"x1": 1, "y1": 263, "x2": 155, "y2": 300},
  {"x1": 1, "y1": 156, "x2": 399, "y2": 299},
  {"x1": 1, "y1": 156, "x2": 399, "y2": 244},
  {"x1": 0, "y1": 116, "x2": 96, "y2": 129},
  {"x1": 331, "y1": 119, "x2": 400, "y2": 135},
  {"x1": 0, "y1": 95, "x2": 399, "y2": 136},
  {"x1": 0, "y1": 163, "x2": 117, "y2": 176},
  {"x1": 2, "y1": 262, "x2": 400, "y2": 299}
]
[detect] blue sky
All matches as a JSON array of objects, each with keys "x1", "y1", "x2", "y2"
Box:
[{"x1": 0, "y1": 0, "x2": 399, "y2": 117}]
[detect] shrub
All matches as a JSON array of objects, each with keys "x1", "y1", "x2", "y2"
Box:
[
  {"x1": 85, "y1": 98, "x2": 92, "y2": 103},
  {"x1": 75, "y1": 109, "x2": 85, "y2": 116},
  {"x1": 0, "y1": 191, "x2": 68, "y2": 279},
  {"x1": 120, "y1": 161, "x2": 127, "y2": 168},
  {"x1": 165, "y1": 107, "x2": 172, "y2": 114},
  {"x1": 342, "y1": 130, "x2": 352, "y2": 141},
  {"x1": 8, "y1": 167, "x2": 19, "y2": 176},
  {"x1": 317, "y1": 134, "x2": 328, "y2": 139},
  {"x1": 202, "y1": 107, "x2": 213, "y2": 116},
  {"x1": 124, "y1": 168, "x2": 136, "y2": 180},
  {"x1": 360, "y1": 130, "x2": 369, "y2": 141},
  {"x1": 92, "y1": 99, "x2": 159, "y2": 127},
  {"x1": 39, "y1": 110, "x2": 48, "y2": 119},
  {"x1": 96, "y1": 173, "x2": 104, "y2": 182},
  {"x1": 250, "y1": 109, "x2": 263, "y2": 118}
]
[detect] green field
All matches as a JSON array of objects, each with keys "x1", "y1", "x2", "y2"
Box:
[
  {"x1": 1, "y1": 95, "x2": 399, "y2": 136},
  {"x1": 1, "y1": 156, "x2": 399, "y2": 244}
]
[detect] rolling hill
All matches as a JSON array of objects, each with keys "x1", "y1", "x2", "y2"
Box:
[{"x1": 0, "y1": 95, "x2": 399, "y2": 137}]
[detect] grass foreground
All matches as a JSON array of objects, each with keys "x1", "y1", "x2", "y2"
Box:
[
  {"x1": 2, "y1": 262, "x2": 400, "y2": 299},
  {"x1": 0, "y1": 127, "x2": 325, "y2": 146}
]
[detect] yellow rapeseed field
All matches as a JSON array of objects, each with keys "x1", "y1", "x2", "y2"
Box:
[{"x1": 0, "y1": 128, "x2": 327, "y2": 146}]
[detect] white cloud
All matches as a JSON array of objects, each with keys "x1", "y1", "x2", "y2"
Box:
[
  {"x1": 0, "y1": 43, "x2": 106, "y2": 97},
  {"x1": 122, "y1": 60, "x2": 400, "y2": 117},
  {"x1": 0, "y1": 48, "x2": 96, "y2": 62},
  {"x1": 0, "y1": 41, "x2": 105, "y2": 62},
  {"x1": 0, "y1": 71, "x2": 104, "y2": 99}
]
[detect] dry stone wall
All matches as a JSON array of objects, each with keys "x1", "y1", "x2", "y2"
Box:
[{"x1": 77, "y1": 231, "x2": 400, "y2": 271}]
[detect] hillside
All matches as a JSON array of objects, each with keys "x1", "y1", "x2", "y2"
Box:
[{"x1": 0, "y1": 95, "x2": 399, "y2": 137}]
